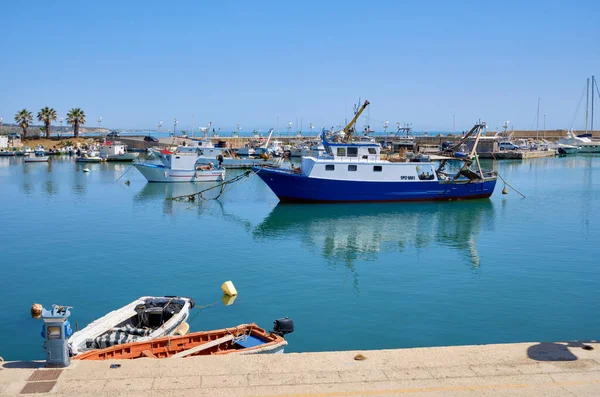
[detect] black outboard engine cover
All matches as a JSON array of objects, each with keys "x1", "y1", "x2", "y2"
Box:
[{"x1": 273, "y1": 317, "x2": 294, "y2": 336}]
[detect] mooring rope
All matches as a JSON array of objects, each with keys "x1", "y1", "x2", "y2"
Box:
[
  {"x1": 497, "y1": 172, "x2": 526, "y2": 198},
  {"x1": 116, "y1": 150, "x2": 156, "y2": 182},
  {"x1": 169, "y1": 170, "x2": 253, "y2": 202}
]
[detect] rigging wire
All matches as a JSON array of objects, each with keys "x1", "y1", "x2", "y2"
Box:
[
  {"x1": 116, "y1": 150, "x2": 155, "y2": 182},
  {"x1": 568, "y1": 80, "x2": 588, "y2": 130}
]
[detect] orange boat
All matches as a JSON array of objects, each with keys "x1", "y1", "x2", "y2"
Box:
[{"x1": 74, "y1": 323, "x2": 290, "y2": 360}]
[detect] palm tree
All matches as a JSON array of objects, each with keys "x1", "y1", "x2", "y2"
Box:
[
  {"x1": 14, "y1": 109, "x2": 33, "y2": 138},
  {"x1": 66, "y1": 108, "x2": 86, "y2": 138},
  {"x1": 37, "y1": 107, "x2": 58, "y2": 139}
]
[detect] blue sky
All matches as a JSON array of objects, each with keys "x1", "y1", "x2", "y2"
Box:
[{"x1": 1, "y1": 0, "x2": 598, "y2": 132}]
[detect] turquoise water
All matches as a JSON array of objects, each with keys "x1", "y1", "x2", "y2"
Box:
[{"x1": 0, "y1": 155, "x2": 598, "y2": 360}]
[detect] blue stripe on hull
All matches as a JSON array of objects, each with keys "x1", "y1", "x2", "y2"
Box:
[{"x1": 253, "y1": 168, "x2": 496, "y2": 203}]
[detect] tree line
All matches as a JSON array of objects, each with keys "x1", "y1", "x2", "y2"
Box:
[{"x1": 13, "y1": 108, "x2": 86, "y2": 139}]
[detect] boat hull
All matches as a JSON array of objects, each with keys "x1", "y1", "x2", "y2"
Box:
[
  {"x1": 76, "y1": 157, "x2": 105, "y2": 163},
  {"x1": 105, "y1": 153, "x2": 140, "y2": 161},
  {"x1": 24, "y1": 156, "x2": 49, "y2": 163},
  {"x1": 69, "y1": 296, "x2": 194, "y2": 356},
  {"x1": 74, "y1": 323, "x2": 287, "y2": 360},
  {"x1": 253, "y1": 167, "x2": 496, "y2": 203},
  {"x1": 134, "y1": 163, "x2": 225, "y2": 182},
  {"x1": 578, "y1": 144, "x2": 600, "y2": 153}
]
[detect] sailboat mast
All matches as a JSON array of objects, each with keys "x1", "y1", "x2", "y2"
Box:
[
  {"x1": 592, "y1": 75, "x2": 595, "y2": 134},
  {"x1": 585, "y1": 78, "x2": 589, "y2": 133},
  {"x1": 536, "y1": 97, "x2": 540, "y2": 139}
]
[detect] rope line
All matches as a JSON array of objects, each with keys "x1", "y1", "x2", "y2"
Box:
[
  {"x1": 169, "y1": 170, "x2": 254, "y2": 202},
  {"x1": 497, "y1": 173, "x2": 526, "y2": 198}
]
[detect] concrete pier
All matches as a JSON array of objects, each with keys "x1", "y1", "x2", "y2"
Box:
[
  {"x1": 478, "y1": 150, "x2": 558, "y2": 160},
  {"x1": 2, "y1": 341, "x2": 599, "y2": 396}
]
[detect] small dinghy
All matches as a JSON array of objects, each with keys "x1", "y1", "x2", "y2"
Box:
[
  {"x1": 74, "y1": 319, "x2": 294, "y2": 360},
  {"x1": 69, "y1": 296, "x2": 194, "y2": 356}
]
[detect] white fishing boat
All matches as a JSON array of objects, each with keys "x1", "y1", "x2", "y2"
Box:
[
  {"x1": 34, "y1": 145, "x2": 46, "y2": 156},
  {"x1": 0, "y1": 149, "x2": 16, "y2": 157},
  {"x1": 76, "y1": 147, "x2": 106, "y2": 163},
  {"x1": 237, "y1": 144, "x2": 256, "y2": 156},
  {"x1": 135, "y1": 149, "x2": 225, "y2": 182},
  {"x1": 68, "y1": 296, "x2": 194, "y2": 356},
  {"x1": 16, "y1": 147, "x2": 33, "y2": 156},
  {"x1": 23, "y1": 153, "x2": 49, "y2": 162},
  {"x1": 153, "y1": 140, "x2": 283, "y2": 169},
  {"x1": 98, "y1": 141, "x2": 139, "y2": 161}
]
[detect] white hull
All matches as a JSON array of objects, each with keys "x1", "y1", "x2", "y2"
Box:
[
  {"x1": 105, "y1": 153, "x2": 140, "y2": 161},
  {"x1": 76, "y1": 156, "x2": 105, "y2": 163},
  {"x1": 24, "y1": 156, "x2": 49, "y2": 162},
  {"x1": 69, "y1": 296, "x2": 193, "y2": 356},
  {"x1": 134, "y1": 163, "x2": 225, "y2": 182},
  {"x1": 578, "y1": 144, "x2": 600, "y2": 153},
  {"x1": 558, "y1": 145, "x2": 580, "y2": 154}
]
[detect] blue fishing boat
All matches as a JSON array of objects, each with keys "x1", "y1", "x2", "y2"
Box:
[{"x1": 254, "y1": 101, "x2": 497, "y2": 203}]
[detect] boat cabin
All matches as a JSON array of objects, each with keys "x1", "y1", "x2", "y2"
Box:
[
  {"x1": 99, "y1": 142, "x2": 127, "y2": 156},
  {"x1": 160, "y1": 152, "x2": 199, "y2": 170},
  {"x1": 322, "y1": 142, "x2": 381, "y2": 161}
]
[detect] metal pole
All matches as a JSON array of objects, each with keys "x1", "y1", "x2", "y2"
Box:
[
  {"x1": 592, "y1": 75, "x2": 595, "y2": 134},
  {"x1": 452, "y1": 114, "x2": 455, "y2": 133},
  {"x1": 536, "y1": 97, "x2": 540, "y2": 140},
  {"x1": 585, "y1": 78, "x2": 589, "y2": 133},
  {"x1": 543, "y1": 114, "x2": 546, "y2": 136},
  {"x1": 192, "y1": 115, "x2": 194, "y2": 138}
]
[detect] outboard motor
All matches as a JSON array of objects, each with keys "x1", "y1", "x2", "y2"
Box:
[{"x1": 272, "y1": 317, "x2": 294, "y2": 336}]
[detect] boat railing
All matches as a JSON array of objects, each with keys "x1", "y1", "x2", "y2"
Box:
[{"x1": 314, "y1": 154, "x2": 381, "y2": 162}]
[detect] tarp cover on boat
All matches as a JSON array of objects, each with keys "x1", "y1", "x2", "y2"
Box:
[{"x1": 94, "y1": 324, "x2": 151, "y2": 349}]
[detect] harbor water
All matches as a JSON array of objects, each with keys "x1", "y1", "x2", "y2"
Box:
[{"x1": 0, "y1": 155, "x2": 598, "y2": 360}]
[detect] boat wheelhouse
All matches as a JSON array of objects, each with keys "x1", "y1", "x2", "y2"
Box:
[
  {"x1": 254, "y1": 101, "x2": 497, "y2": 203},
  {"x1": 99, "y1": 141, "x2": 140, "y2": 161}
]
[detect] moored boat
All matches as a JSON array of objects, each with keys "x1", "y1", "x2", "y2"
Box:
[
  {"x1": 99, "y1": 141, "x2": 140, "y2": 161},
  {"x1": 69, "y1": 296, "x2": 194, "y2": 356},
  {"x1": 254, "y1": 101, "x2": 497, "y2": 203},
  {"x1": 135, "y1": 149, "x2": 225, "y2": 182},
  {"x1": 24, "y1": 153, "x2": 49, "y2": 162},
  {"x1": 0, "y1": 149, "x2": 16, "y2": 156},
  {"x1": 74, "y1": 319, "x2": 294, "y2": 360}
]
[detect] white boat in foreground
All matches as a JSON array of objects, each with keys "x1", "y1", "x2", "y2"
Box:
[
  {"x1": 68, "y1": 296, "x2": 194, "y2": 356},
  {"x1": 135, "y1": 149, "x2": 226, "y2": 182},
  {"x1": 24, "y1": 154, "x2": 49, "y2": 162}
]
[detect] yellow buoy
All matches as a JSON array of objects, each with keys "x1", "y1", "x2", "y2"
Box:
[
  {"x1": 222, "y1": 294, "x2": 237, "y2": 306},
  {"x1": 502, "y1": 185, "x2": 508, "y2": 195},
  {"x1": 221, "y1": 280, "x2": 238, "y2": 296},
  {"x1": 31, "y1": 303, "x2": 43, "y2": 319}
]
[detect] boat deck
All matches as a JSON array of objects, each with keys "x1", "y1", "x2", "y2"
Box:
[{"x1": 2, "y1": 341, "x2": 599, "y2": 396}]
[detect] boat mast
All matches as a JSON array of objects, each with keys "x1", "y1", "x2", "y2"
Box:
[
  {"x1": 592, "y1": 75, "x2": 595, "y2": 134},
  {"x1": 536, "y1": 97, "x2": 540, "y2": 140},
  {"x1": 585, "y1": 77, "x2": 589, "y2": 134}
]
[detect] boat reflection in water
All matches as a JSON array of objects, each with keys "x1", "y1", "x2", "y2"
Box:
[
  {"x1": 133, "y1": 182, "x2": 222, "y2": 214},
  {"x1": 254, "y1": 200, "x2": 495, "y2": 290}
]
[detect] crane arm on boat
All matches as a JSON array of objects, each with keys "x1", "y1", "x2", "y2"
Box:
[{"x1": 343, "y1": 100, "x2": 370, "y2": 142}]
